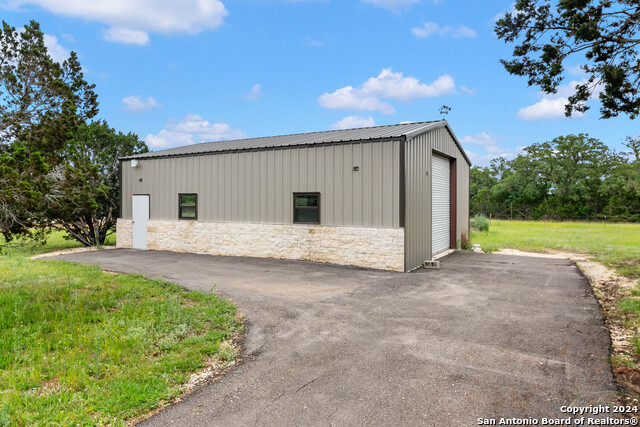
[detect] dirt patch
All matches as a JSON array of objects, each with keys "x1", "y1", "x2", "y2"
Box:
[
  {"x1": 30, "y1": 246, "x2": 117, "y2": 260},
  {"x1": 612, "y1": 259, "x2": 640, "y2": 268},
  {"x1": 181, "y1": 339, "x2": 240, "y2": 394},
  {"x1": 180, "y1": 297, "x2": 201, "y2": 308},
  {"x1": 496, "y1": 248, "x2": 640, "y2": 404}
]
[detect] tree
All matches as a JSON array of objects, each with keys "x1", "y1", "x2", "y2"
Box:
[
  {"x1": 0, "y1": 144, "x2": 51, "y2": 245},
  {"x1": 495, "y1": 0, "x2": 640, "y2": 119},
  {"x1": 470, "y1": 166, "x2": 499, "y2": 215},
  {"x1": 0, "y1": 20, "x2": 98, "y2": 157},
  {"x1": 526, "y1": 134, "x2": 614, "y2": 217},
  {"x1": 0, "y1": 20, "x2": 98, "y2": 246},
  {"x1": 624, "y1": 135, "x2": 640, "y2": 163},
  {"x1": 469, "y1": 134, "x2": 633, "y2": 220},
  {"x1": 47, "y1": 121, "x2": 148, "y2": 246},
  {"x1": 492, "y1": 154, "x2": 550, "y2": 217},
  {"x1": 601, "y1": 136, "x2": 640, "y2": 220}
]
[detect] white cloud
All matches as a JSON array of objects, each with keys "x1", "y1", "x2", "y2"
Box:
[
  {"x1": 103, "y1": 27, "x2": 150, "y2": 45},
  {"x1": 42, "y1": 34, "x2": 69, "y2": 63},
  {"x1": 460, "y1": 132, "x2": 521, "y2": 166},
  {"x1": 516, "y1": 79, "x2": 598, "y2": 121},
  {"x1": 517, "y1": 97, "x2": 577, "y2": 121},
  {"x1": 122, "y1": 96, "x2": 161, "y2": 113},
  {"x1": 318, "y1": 68, "x2": 456, "y2": 115},
  {"x1": 145, "y1": 130, "x2": 193, "y2": 149},
  {"x1": 362, "y1": 0, "x2": 419, "y2": 11},
  {"x1": 145, "y1": 114, "x2": 244, "y2": 149},
  {"x1": 461, "y1": 132, "x2": 498, "y2": 146},
  {"x1": 412, "y1": 22, "x2": 477, "y2": 39},
  {"x1": 460, "y1": 85, "x2": 475, "y2": 95},
  {"x1": 242, "y1": 84, "x2": 263, "y2": 101},
  {"x1": 8, "y1": 0, "x2": 228, "y2": 45},
  {"x1": 465, "y1": 150, "x2": 502, "y2": 166},
  {"x1": 567, "y1": 65, "x2": 585, "y2": 76},
  {"x1": 411, "y1": 22, "x2": 438, "y2": 38},
  {"x1": 319, "y1": 86, "x2": 396, "y2": 114},
  {"x1": 330, "y1": 115, "x2": 376, "y2": 130},
  {"x1": 454, "y1": 26, "x2": 477, "y2": 38},
  {"x1": 303, "y1": 37, "x2": 323, "y2": 47},
  {"x1": 461, "y1": 132, "x2": 502, "y2": 155},
  {"x1": 556, "y1": 79, "x2": 602, "y2": 98},
  {"x1": 363, "y1": 69, "x2": 456, "y2": 100}
]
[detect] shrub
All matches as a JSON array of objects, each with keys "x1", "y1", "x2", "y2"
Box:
[{"x1": 472, "y1": 215, "x2": 490, "y2": 232}]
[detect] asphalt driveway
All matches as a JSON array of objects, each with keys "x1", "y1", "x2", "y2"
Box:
[{"x1": 53, "y1": 249, "x2": 618, "y2": 426}]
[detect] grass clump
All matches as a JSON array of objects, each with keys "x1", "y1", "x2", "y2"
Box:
[
  {"x1": 0, "y1": 244, "x2": 241, "y2": 425},
  {"x1": 471, "y1": 215, "x2": 490, "y2": 232}
]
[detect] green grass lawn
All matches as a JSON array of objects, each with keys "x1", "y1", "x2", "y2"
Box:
[
  {"x1": 471, "y1": 220, "x2": 640, "y2": 278},
  {"x1": 2, "y1": 229, "x2": 115, "y2": 257},
  {"x1": 0, "y1": 232, "x2": 242, "y2": 425}
]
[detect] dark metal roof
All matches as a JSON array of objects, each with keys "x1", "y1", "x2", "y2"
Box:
[{"x1": 123, "y1": 120, "x2": 471, "y2": 165}]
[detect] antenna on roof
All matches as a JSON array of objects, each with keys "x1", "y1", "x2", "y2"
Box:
[{"x1": 439, "y1": 105, "x2": 451, "y2": 116}]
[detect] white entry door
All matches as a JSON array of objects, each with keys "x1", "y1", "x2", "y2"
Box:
[
  {"x1": 431, "y1": 154, "x2": 450, "y2": 257},
  {"x1": 132, "y1": 195, "x2": 149, "y2": 250}
]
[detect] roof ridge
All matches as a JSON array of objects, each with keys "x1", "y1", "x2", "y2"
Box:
[
  {"x1": 196, "y1": 120, "x2": 437, "y2": 145},
  {"x1": 122, "y1": 120, "x2": 461, "y2": 161}
]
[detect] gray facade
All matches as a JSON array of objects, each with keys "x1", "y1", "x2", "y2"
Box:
[
  {"x1": 120, "y1": 121, "x2": 470, "y2": 272},
  {"x1": 122, "y1": 140, "x2": 401, "y2": 227},
  {"x1": 404, "y1": 126, "x2": 470, "y2": 271}
]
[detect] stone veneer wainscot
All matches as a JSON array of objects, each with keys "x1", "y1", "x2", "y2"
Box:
[
  {"x1": 116, "y1": 218, "x2": 132, "y2": 249},
  {"x1": 116, "y1": 219, "x2": 404, "y2": 272}
]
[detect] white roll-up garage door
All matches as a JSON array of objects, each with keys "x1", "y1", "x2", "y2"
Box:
[{"x1": 431, "y1": 154, "x2": 450, "y2": 257}]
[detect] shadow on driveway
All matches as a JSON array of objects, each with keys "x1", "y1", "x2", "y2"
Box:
[{"x1": 53, "y1": 249, "x2": 618, "y2": 426}]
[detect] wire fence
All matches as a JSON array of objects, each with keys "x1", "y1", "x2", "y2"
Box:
[
  {"x1": 473, "y1": 204, "x2": 640, "y2": 223},
  {"x1": 486, "y1": 214, "x2": 639, "y2": 223}
]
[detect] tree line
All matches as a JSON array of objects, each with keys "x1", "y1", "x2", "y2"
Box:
[
  {"x1": 470, "y1": 134, "x2": 640, "y2": 221},
  {"x1": 1, "y1": 21, "x2": 148, "y2": 248},
  {"x1": 484, "y1": 0, "x2": 639, "y2": 221}
]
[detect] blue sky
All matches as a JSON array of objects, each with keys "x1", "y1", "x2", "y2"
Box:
[{"x1": 2, "y1": 0, "x2": 637, "y2": 165}]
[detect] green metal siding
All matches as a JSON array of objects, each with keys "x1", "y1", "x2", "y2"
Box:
[
  {"x1": 121, "y1": 140, "x2": 401, "y2": 228},
  {"x1": 404, "y1": 127, "x2": 470, "y2": 271}
]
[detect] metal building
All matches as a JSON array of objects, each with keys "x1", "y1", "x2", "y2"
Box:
[{"x1": 118, "y1": 121, "x2": 470, "y2": 272}]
